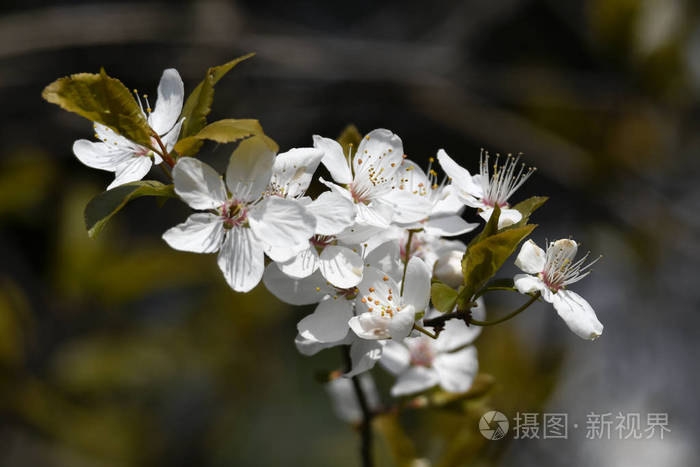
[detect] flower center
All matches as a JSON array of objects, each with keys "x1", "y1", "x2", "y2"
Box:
[
  {"x1": 406, "y1": 337, "x2": 435, "y2": 367},
  {"x1": 479, "y1": 150, "x2": 535, "y2": 207},
  {"x1": 221, "y1": 201, "x2": 247, "y2": 229}
]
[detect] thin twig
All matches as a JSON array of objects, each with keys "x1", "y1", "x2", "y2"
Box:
[{"x1": 342, "y1": 346, "x2": 373, "y2": 467}]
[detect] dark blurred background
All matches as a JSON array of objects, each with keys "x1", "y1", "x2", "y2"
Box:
[{"x1": 1, "y1": 1, "x2": 699, "y2": 466}]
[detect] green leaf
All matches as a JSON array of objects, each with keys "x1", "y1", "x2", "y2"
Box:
[
  {"x1": 510, "y1": 196, "x2": 548, "y2": 226},
  {"x1": 431, "y1": 281, "x2": 458, "y2": 312},
  {"x1": 467, "y1": 204, "x2": 501, "y2": 247},
  {"x1": 460, "y1": 224, "x2": 536, "y2": 304},
  {"x1": 173, "y1": 118, "x2": 278, "y2": 155},
  {"x1": 337, "y1": 124, "x2": 362, "y2": 159},
  {"x1": 84, "y1": 181, "x2": 175, "y2": 238},
  {"x1": 42, "y1": 69, "x2": 152, "y2": 147},
  {"x1": 178, "y1": 53, "x2": 255, "y2": 155}
]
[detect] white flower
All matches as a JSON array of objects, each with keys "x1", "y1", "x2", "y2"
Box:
[
  {"x1": 315, "y1": 128, "x2": 417, "y2": 228},
  {"x1": 380, "y1": 300, "x2": 485, "y2": 396},
  {"x1": 162, "y1": 137, "x2": 316, "y2": 292},
  {"x1": 386, "y1": 157, "x2": 478, "y2": 236},
  {"x1": 437, "y1": 149, "x2": 535, "y2": 228},
  {"x1": 433, "y1": 249, "x2": 464, "y2": 288},
  {"x1": 513, "y1": 239, "x2": 603, "y2": 340},
  {"x1": 349, "y1": 257, "x2": 431, "y2": 341},
  {"x1": 72, "y1": 69, "x2": 185, "y2": 189},
  {"x1": 268, "y1": 147, "x2": 362, "y2": 288}
]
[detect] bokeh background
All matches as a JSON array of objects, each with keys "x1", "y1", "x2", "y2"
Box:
[{"x1": 1, "y1": 0, "x2": 699, "y2": 466}]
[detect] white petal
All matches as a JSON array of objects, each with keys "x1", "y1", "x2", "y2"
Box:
[
  {"x1": 355, "y1": 202, "x2": 392, "y2": 228},
  {"x1": 314, "y1": 135, "x2": 353, "y2": 184},
  {"x1": 514, "y1": 273, "x2": 547, "y2": 295},
  {"x1": 319, "y1": 245, "x2": 364, "y2": 288},
  {"x1": 345, "y1": 339, "x2": 383, "y2": 377},
  {"x1": 162, "y1": 213, "x2": 223, "y2": 253},
  {"x1": 433, "y1": 346, "x2": 478, "y2": 393},
  {"x1": 318, "y1": 177, "x2": 353, "y2": 201},
  {"x1": 433, "y1": 249, "x2": 464, "y2": 288},
  {"x1": 307, "y1": 191, "x2": 355, "y2": 235},
  {"x1": 262, "y1": 265, "x2": 328, "y2": 305},
  {"x1": 550, "y1": 290, "x2": 603, "y2": 340},
  {"x1": 354, "y1": 129, "x2": 403, "y2": 180},
  {"x1": 94, "y1": 123, "x2": 134, "y2": 148},
  {"x1": 388, "y1": 307, "x2": 416, "y2": 341},
  {"x1": 277, "y1": 245, "x2": 319, "y2": 278},
  {"x1": 349, "y1": 313, "x2": 391, "y2": 340},
  {"x1": 402, "y1": 257, "x2": 431, "y2": 313},
  {"x1": 295, "y1": 332, "x2": 352, "y2": 356},
  {"x1": 379, "y1": 341, "x2": 411, "y2": 375},
  {"x1": 326, "y1": 373, "x2": 379, "y2": 423},
  {"x1": 436, "y1": 149, "x2": 482, "y2": 198},
  {"x1": 390, "y1": 366, "x2": 439, "y2": 396},
  {"x1": 431, "y1": 184, "x2": 465, "y2": 216},
  {"x1": 217, "y1": 227, "x2": 264, "y2": 292},
  {"x1": 479, "y1": 208, "x2": 522, "y2": 228},
  {"x1": 297, "y1": 298, "x2": 353, "y2": 343},
  {"x1": 226, "y1": 136, "x2": 275, "y2": 202},
  {"x1": 364, "y1": 240, "x2": 403, "y2": 281},
  {"x1": 248, "y1": 197, "x2": 316, "y2": 250},
  {"x1": 148, "y1": 68, "x2": 184, "y2": 135},
  {"x1": 73, "y1": 139, "x2": 131, "y2": 171},
  {"x1": 515, "y1": 239, "x2": 546, "y2": 274},
  {"x1": 433, "y1": 317, "x2": 481, "y2": 352},
  {"x1": 108, "y1": 156, "x2": 152, "y2": 189},
  {"x1": 424, "y1": 215, "x2": 479, "y2": 237},
  {"x1": 270, "y1": 147, "x2": 324, "y2": 198},
  {"x1": 172, "y1": 157, "x2": 227, "y2": 210},
  {"x1": 336, "y1": 224, "x2": 385, "y2": 245},
  {"x1": 160, "y1": 117, "x2": 185, "y2": 152}
]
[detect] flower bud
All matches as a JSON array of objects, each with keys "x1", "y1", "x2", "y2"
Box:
[{"x1": 433, "y1": 249, "x2": 464, "y2": 288}]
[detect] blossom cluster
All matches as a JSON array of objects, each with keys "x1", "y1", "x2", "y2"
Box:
[{"x1": 66, "y1": 68, "x2": 604, "y2": 399}]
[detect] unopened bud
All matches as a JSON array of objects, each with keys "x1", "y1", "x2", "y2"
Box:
[{"x1": 433, "y1": 249, "x2": 464, "y2": 288}]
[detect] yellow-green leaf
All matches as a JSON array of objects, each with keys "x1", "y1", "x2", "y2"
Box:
[
  {"x1": 178, "y1": 53, "x2": 255, "y2": 155},
  {"x1": 84, "y1": 181, "x2": 175, "y2": 238},
  {"x1": 431, "y1": 281, "x2": 458, "y2": 312},
  {"x1": 42, "y1": 69, "x2": 152, "y2": 147},
  {"x1": 173, "y1": 118, "x2": 278, "y2": 155},
  {"x1": 468, "y1": 204, "x2": 501, "y2": 247},
  {"x1": 460, "y1": 224, "x2": 536, "y2": 303},
  {"x1": 510, "y1": 196, "x2": 548, "y2": 227}
]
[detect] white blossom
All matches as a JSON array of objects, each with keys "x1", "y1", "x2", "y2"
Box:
[
  {"x1": 380, "y1": 300, "x2": 485, "y2": 396},
  {"x1": 437, "y1": 149, "x2": 535, "y2": 228},
  {"x1": 73, "y1": 69, "x2": 185, "y2": 189},
  {"x1": 513, "y1": 239, "x2": 603, "y2": 340},
  {"x1": 162, "y1": 138, "x2": 316, "y2": 292}
]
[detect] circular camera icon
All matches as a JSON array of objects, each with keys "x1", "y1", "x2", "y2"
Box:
[{"x1": 479, "y1": 410, "x2": 509, "y2": 440}]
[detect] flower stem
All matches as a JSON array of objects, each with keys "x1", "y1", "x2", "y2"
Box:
[
  {"x1": 474, "y1": 285, "x2": 517, "y2": 299},
  {"x1": 342, "y1": 346, "x2": 374, "y2": 467},
  {"x1": 413, "y1": 324, "x2": 437, "y2": 339},
  {"x1": 400, "y1": 230, "x2": 415, "y2": 297},
  {"x1": 470, "y1": 292, "x2": 541, "y2": 326},
  {"x1": 151, "y1": 130, "x2": 176, "y2": 168}
]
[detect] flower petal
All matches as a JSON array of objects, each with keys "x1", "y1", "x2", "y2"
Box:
[
  {"x1": 355, "y1": 202, "x2": 392, "y2": 228},
  {"x1": 388, "y1": 307, "x2": 416, "y2": 341},
  {"x1": 433, "y1": 346, "x2": 478, "y2": 393},
  {"x1": 217, "y1": 227, "x2": 264, "y2": 292},
  {"x1": 436, "y1": 149, "x2": 482, "y2": 198},
  {"x1": 160, "y1": 117, "x2": 185, "y2": 152},
  {"x1": 162, "y1": 213, "x2": 223, "y2": 253},
  {"x1": 248, "y1": 197, "x2": 316, "y2": 250},
  {"x1": 345, "y1": 339, "x2": 383, "y2": 377},
  {"x1": 297, "y1": 298, "x2": 353, "y2": 343},
  {"x1": 402, "y1": 257, "x2": 431, "y2": 313},
  {"x1": 108, "y1": 156, "x2": 152, "y2": 189},
  {"x1": 379, "y1": 340, "x2": 411, "y2": 375},
  {"x1": 295, "y1": 332, "x2": 353, "y2": 356},
  {"x1": 148, "y1": 68, "x2": 184, "y2": 135},
  {"x1": 433, "y1": 311, "x2": 482, "y2": 353},
  {"x1": 550, "y1": 289, "x2": 603, "y2": 340},
  {"x1": 326, "y1": 373, "x2": 380, "y2": 423},
  {"x1": 319, "y1": 245, "x2": 364, "y2": 288},
  {"x1": 515, "y1": 239, "x2": 546, "y2": 274},
  {"x1": 479, "y1": 207, "x2": 522, "y2": 228},
  {"x1": 514, "y1": 273, "x2": 546, "y2": 295},
  {"x1": 354, "y1": 129, "x2": 403, "y2": 180},
  {"x1": 172, "y1": 157, "x2": 227, "y2": 210},
  {"x1": 73, "y1": 139, "x2": 132, "y2": 171},
  {"x1": 349, "y1": 313, "x2": 391, "y2": 340},
  {"x1": 262, "y1": 265, "x2": 329, "y2": 305},
  {"x1": 390, "y1": 366, "x2": 439, "y2": 396},
  {"x1": 270, "y1": 147, "x2": 324, "y2": 198},
  {"x1": 225, "y1": 136, "x2": 275, "y2": 202},
  {"x1": 277, "y1": 244, "x2": 319, "y2": 278},
  {"x1": 307, "y1": 191, "x2": 355, "y2": 235},
  {"x1": 424, "y1": 214, "x2": 479, "y2": 237},
  {"x1": 314, "y1": 135, "x2": 353, "y2": 184}
]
